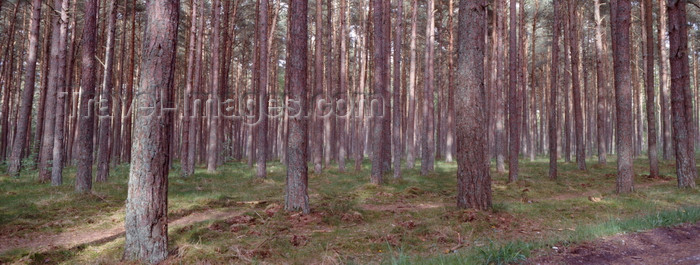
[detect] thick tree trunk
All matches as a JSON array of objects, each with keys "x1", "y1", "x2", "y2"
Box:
[
  {"x1": 255, "y1": 0, "x2": 269, "y2": 178},
  {"x1": 123, "y1": 0, "x2": 179, "y2": 262},
  {"x1": 643, "y1": 0, "x2": 659, "y2": 178},
  {"x1": 285, "y1": 0, "x2": 310, "y2": 214},
  {"x1": 456, "y1": 0, "x2": 491, "y2": 210},
  {"x1": 7, "y1": 0, "x2": 41, "y2": 176},
  {"x1": 610, "y1": 0, "x2": 635, "y2": 193},
  {"x1": 75, "y1": 0, "x2": 98, "y2": 192},
  {"x1": 370, "y1": 0, "x2": 387, "y2": 184},
  {"x1": 421, "y1": 0, "x2": 435, "y2": 176},
  {"x1": 549, "y1": 0, "x2": 560, "y2": 179},
  {"x1": 405, "y1": 0, "x2": 417, "y2": 169},
  {"x1": 508, "y1": 0, "x2": 520, "y2": 182},
  {"x1": 568, "y1": 0, "x2": 586, "y2": 170},
  {"x1": 667, "y1": 0, "x2": 697, "y2": 188},
  {"x1": 391, "y1": 0, "x2": 402, "y2": 179},
  {"x1": 97, "y1": 0, "x2": 117, "y2": 182}
]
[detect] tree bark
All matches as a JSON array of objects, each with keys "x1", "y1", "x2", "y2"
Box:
[
  {"x1": 405, "y1": 0, "x2": 417, "y2": 169},
  {"x1": 391, "y1": 0, "x2": 402, "y2": 179},
  {"x1": 75, "y1": 0, "x2": 97, "y2": 192},
  {"x1": 38, "y1": 0, "x2": 65, "y2": 182},
  {"x1": 370, "y1": 0, "x2": 387, "y2": 184},
  {"x1": 313, "y1": 0, "x2": 323, "y2": 174},
  {"x1": 643, "y1": 0, "x2": 659, "y2": 178},
  {"x1": 181, "y1": 0, "x2": 198, "y2": 177},
  {"x1": 421, "y1": 0, "x2": 435, "y2": 176},
  {"x1": 7, "y1": 0, "x2": 41, "y2": 176},
  {"x1": 97, "y1": 0, "x2": 117, "y2": 182},
  {"x1": 508, "y1": 0, "x2": 521, "y2": 182},
  {"x1": 658, "y1": 0, "x2": 672, "y2": 160},
  {"x1": 549, "y1": 0, "x2": 560, "y2": 179},
  {"x1": 610, "y1": 0, "x2": 635, "y2": 193},
  {"x1": 123, "y1": 0, "x2": 179, "y2": 262},
  {"x1": 207, "y1": 0, "x2": 222, "y2": 173},
  {"x1": 285, "y1": 0, "x2": 310, "y2": 213},
  {"x1": 667, "y1": 0, "x2": 697, "y2": 188},
  {"x1": 456, "y1": 0, "x2": 491, "y2": 210},
  {"x1": 568, "y1": 0, "x2": 586, "y2": 170},
  {"x1": 594, "y1": 0, "x2": 608, "y2": 165},
  {"x1": 255, "y1": 0, "x2": 269, "y2": 178}
]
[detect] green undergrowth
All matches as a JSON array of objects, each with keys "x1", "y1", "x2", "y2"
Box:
[{"x1": 0, "y1": 155, "x2": 698, "y2": 264}]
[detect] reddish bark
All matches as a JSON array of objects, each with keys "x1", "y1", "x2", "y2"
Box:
[
  {"x1": 643, "y1": 0, "x2": 659, "y2": 178},
  {"x1": 610, "y1": 0, "x2": 635, "y2": 193},
  {"x1": 549, "y1": 0, "x2": 560, "y2": 179},
  {"x1": 667, "y1": 0, "x2": 697, "y2": 188},
  {"x1": 421, "y1": 0, "x2": 435, "y2": 176},
  {"x1": 285, "y1": 0, "x2": 310, "y2": 214},
  {"x1": 568, "y1": 0, "x2": 586, "y2": 170},
  {"x1": 391, "y1": 0, "x2": 402, "y2": 179},
  {"x1": 456, "y1": 0, "x2": 491, "y2": 210},
  {"x1": 7, "y1": 0, "x2": 41, "y2": 176},
  {"x1": 96, "y1": 0, "x2": 117, "y2": 182},
  {"x1": 123, "y1": 0, "x2": 179, "y2": 262},
  {"x1": 508, "y1": 0, "x2": 521, "y2": 182}
]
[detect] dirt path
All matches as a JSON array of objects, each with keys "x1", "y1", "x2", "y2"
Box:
[
  {"x1": 0, "y1": 207, "x2": 246, "y2": 255},
  {"x1": 528, "y1": 221, "x2": 700, "y2": 265}
]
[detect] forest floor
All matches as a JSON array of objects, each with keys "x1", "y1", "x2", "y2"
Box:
[
  {"x1": 0, "y1": 157, "x2": 699, "y2": 264},
  {"x1": 527, "y1": 221, "x2": 700, "y2": 265}
]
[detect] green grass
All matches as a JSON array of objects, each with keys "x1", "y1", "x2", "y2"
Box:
[{"x1": 0, "y1": 156, "x2": 698, "y2": 264}]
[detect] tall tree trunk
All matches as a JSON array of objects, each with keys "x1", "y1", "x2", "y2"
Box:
[
  {"x1": 338, "y1": 0, "x2": 348, "y2": 172},
  {"x1": 391, "y1": 0, "x2": 402, "y2": 179},
  {"x1": 643, "y1": 0, "x2": 659, "y2": 178},
  {"x1": 97, "y1": 0, "x2": 117, "y2": 182},
  {"x1": 421, "y1": 0, "x2": 435, "y2": 176},
  {"x1": 508, "y1": 0, "x2": 521, "y2": 182},
  {"x1": 610, "y1": 0, "x2": 635, "y2": 193},
  {"x1": 313, "y1": 0, "x2": 323, "y2": 174},
  {"x1": 495, "y1": 0, "x2": 506, "y2": 173},
  {"x1": 38, "y1": 0, "x2": 64, "y2": 182},
  {"x1": 123, "y1": 0, "x2": 179, "y2": 262},
  {"x1": 568, "y1": 0, "x2": 586, "y2": 170},
  {"x1": 121, "y1": 0, "x2": 137, "y2": 163},
  {"x1": 658, "y1": 0, "x2": 672, "y2": 160},
  {"x1": 405, "y1": 0, "x2": 417, "y2": 169},
  {"x1": 456, "y1": 0, "x2": 491, "y2": 210},
  {"x1": 207, "y1": 0, "x2": 222, "y2": 172},
  {"x1": 370, "y1": 0, "x2": 387, "y2": 184},
  {"x1": 549, "y1": 0, "x2": 560, "y2": 179},
  {"x1": 181, "y1": 0, "x2": 198, "y2": 177},
  {"x1": 255, "y1": 0, "x2": 269, "y2": 178},
  {"x1": 529, "y1": 0, "x2": 540, "y2": 161},
  {"x1": 594, "y1": 0, "x2": 608, "y2": 165},
  {"x1": 444, "y1": 0, "x2": 455, "y2": 163},
  {"x1": 667, "y1": 0, "x2": 697, "y2": 188},
  {"x1": 50, "y1": 0, "x2": 69, "y2": 186},
  {"x1": 75, "y1": 0, "x2": 98, "y2": 192},
  {"x1": 7, "y1": 0, "x2": 41, "y2": 176},
  {"x1": 285, "y1": 0, "x2": 310, "y2": 213}
]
